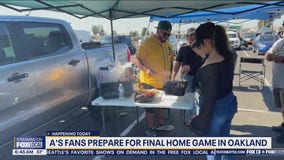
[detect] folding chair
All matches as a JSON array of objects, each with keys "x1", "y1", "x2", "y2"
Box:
[{"x1": 238, "y1": 57, "x2": 266, "y2": 88}]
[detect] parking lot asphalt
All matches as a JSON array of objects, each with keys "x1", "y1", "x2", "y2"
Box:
[
  {"x1": 95, "y1": 49, "x2": 284, "y2": 160},
  {"x1": 2, "y1": 49, "x2": 283, "y2": 160}
]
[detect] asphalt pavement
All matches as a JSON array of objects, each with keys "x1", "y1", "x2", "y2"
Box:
[
  {"x1": 95, "y1": 49, "x2": 284, "y2": 160},
  {"x1": 2, "y1": 49, "x2": 284, "y2": 160}
]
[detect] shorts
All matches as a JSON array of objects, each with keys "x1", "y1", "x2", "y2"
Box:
[{"x1": 273, "y1": 88, "x2": 284, "y2": 109}]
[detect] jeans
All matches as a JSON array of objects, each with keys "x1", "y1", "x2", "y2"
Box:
[
  {"x1": 273, "y1": 88, "x2": 284, "y2": 109},
  {"x1": 199, "y1": 92, "x2": 238, "y2": 160},
  {"x1": 183, "y1": 75, "x2": 194, "y2": 92},
  {"x1": 183, "y1": 75, "x2": 197, "y2": 117}
]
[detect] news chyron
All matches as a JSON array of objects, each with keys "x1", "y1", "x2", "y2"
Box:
[
  {"x1": 13, "y1": 136, "x2": 46, "y2": 155},
  {"x1": 12, "y1": 131, "x2": 284, "y2": 156}
]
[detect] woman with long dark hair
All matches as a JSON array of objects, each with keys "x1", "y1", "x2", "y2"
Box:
[{"x1": 189, "y1": 22, "x2": 238, "y2": 160}]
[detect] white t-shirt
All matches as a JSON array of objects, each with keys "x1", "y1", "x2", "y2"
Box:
[{"x1": 268, "y1": 38, "x2": 284, "y2": 88}]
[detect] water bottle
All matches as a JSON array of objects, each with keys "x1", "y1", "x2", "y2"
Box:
[{"x1": 118, "y1": 83, "x2": 125, "y2": 100}]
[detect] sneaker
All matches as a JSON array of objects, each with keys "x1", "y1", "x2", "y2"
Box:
[
  {"x1": 155, "y1": 124, "x2": 175, "y2": 131},
  {"x1": 272, "y1": 123, "x2": 284, "y2": 133},
  {"x1": 275, "y1": 133, "x2": 284, "y2": 143},
  {"x1": 146, "y1": 128, "x2": 156, "y2": 136}
]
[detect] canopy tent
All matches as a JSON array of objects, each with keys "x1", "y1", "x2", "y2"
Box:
[
  {"x1": 0, "y1": 0, "x2": 281, "y2": 20},
  {"x1": 150, "y1": 1, "x2": 284, "y2": 23},
  {"x1": 0, "y1": 0, "x2": 283, "y2": 60}
]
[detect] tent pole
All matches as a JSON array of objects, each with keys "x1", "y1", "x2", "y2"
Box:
[
  {"x1": 178, "y1": 22, "x2": 181, "y2": 39},
  {"x1": 109, "y1": 9, "x2": 116, "y2": 62},
  {"x1": 147, "y1": 20, "x2": 151, "y2": 36},
  {"x1": 110, "y1": 19, "x2": 115, "y2": 61}
]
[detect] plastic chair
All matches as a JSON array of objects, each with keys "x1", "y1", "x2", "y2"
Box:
[{"x1": 238, "y1": 57, "x2": 266, "y2": 88}]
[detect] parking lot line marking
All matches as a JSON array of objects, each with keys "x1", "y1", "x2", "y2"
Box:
[
  {"x1": 238, "y1": 108, "x2": 279, "y2": 114},
  {"x1": 242, "y1": 49, "x2": 250, "y2": 57},
  {"x1": 120, "y1": 112, "x2": 146, "y2": 137}
]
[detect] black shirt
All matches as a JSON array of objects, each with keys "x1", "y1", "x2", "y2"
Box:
[
  {"x1": 191, "y1": 60, "x2": 235, "y2": 134},
  {"x1": 176, "y1": 45, "x2": 203, "y2": 76},
  {"x1": 194, "y1": 60, "x2": 234, "y2": 99}
]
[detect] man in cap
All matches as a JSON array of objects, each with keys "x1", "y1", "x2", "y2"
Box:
[
  {"x1": 132, "y1": 20, "x2": 175, "y2": 136},
  {"x1": 171, "y1": 28, "x2": 204, "y2": 124}
]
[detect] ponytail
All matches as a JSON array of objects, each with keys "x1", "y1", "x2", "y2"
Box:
[{"x1": 213, "y1": 25, "x2": 236, "y2": 64}]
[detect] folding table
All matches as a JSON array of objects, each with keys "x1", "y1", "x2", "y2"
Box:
[{"x1": 91, "y1": 91, "x2": 195, "y2": 134}]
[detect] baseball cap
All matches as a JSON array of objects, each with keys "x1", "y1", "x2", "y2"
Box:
[
  {"x1": 156, "y1": 21, "x2": 172, "y2": 33},
  {"x1": 192, "y1": 22, "x2": 215, "y2": 48}
]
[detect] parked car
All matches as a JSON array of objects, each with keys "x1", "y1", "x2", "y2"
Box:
[
  {"x1": 98, "y1": 35, "x2": 136, "y2": 55},
  {"x1": 226, "y1": 30, "x2": 241, "y2": 50},
  {"x1": 241, "y1": 32, "x2": 256, "y2": 48},
  {"x1": 98, "y1": 35, "x2": 132, "y2": 48},
  {"x1": 0, "y1": 16, "x2": 129, "y2": 148},
  {"x1": 253, "y1": 34, "x2": 279, "y2": 55}
]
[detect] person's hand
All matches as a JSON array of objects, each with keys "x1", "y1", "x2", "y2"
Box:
[
  {"x1": 145, "y1": 68, "x2": 153, "y2": 75},
  {"x1": 265, "y1": 52, "x2": 273, "y2": 62},
  {"x1": 181, "y1": 65, "x2": 190, "y2": 75}
]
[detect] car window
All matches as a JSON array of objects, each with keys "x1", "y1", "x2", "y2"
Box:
[
  {"x1": 0, "y1": 23, "x2": 16, "y2": 65},
  {"x1": 18, "y1": 22, "x2": 72, "y2": 58},
  {"x1": 244, "y1": 33, "x2": 256, "y2": 39},
  {"x1": 99, "y1": 36, "x2": 112, "y2": 44},
  {"x1": 260, "y1": 35, "x2": 278, "y2": 42},
  {"x1": 227, "y1": 33, "x2": 237, "y2": 38},
  {"x1": 99, "y1": 35, "x2": 132, "y2": 47}
]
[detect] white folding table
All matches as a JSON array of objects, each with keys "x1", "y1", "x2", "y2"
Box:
[{"x1": 91, "y1": 91, "x2": 196, "y2": 134}]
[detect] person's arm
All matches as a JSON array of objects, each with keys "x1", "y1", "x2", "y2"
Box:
[
  {"x1": 265, "y1": 50, "x2": 274, "y2": 62},
  {"x1": 171, "y1": 61, "x2": 181, "y2": 81},
  {"x1": 171, "y1": 47, "x2": 185, "y2": 80},
  {"x1": 266, "y1": 38, "x2": 284, "y2": 63},
  {"x1": 131, "y1": 56, "x2": 153, "y2": 75},
  {"x1": 265, "y1": 49, "x2": 284, "y2": 63},
  {"x1": 190, "y1": 66, "x2": 218, "y2": 135},
  {"x1": 273, "y1": 55, "x2": 284, "y2": 63},
  {"x1": 181, "y1": 65, "x2": 190, "y2": 76}
]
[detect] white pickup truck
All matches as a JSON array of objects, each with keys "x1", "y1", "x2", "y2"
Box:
[{"x1": 0, "y1": 16, "x2": 129, "y2": 146}]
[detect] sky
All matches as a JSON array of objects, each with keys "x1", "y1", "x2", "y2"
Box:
[{"x1": 0, "y1": 5, "x2": 284, "y2": 35}]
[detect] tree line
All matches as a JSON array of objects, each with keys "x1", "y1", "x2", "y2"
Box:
[{"x1": 91, "y1": 24, "x2": 150, "y2": 40}]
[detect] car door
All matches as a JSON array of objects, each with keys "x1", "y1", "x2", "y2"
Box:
[
  {"x1": 0, "y1": 22, "x2": 40, "y2": 145},
  {"x1": 15, "y1": 21, "x2": 89, "y2": 117}
]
